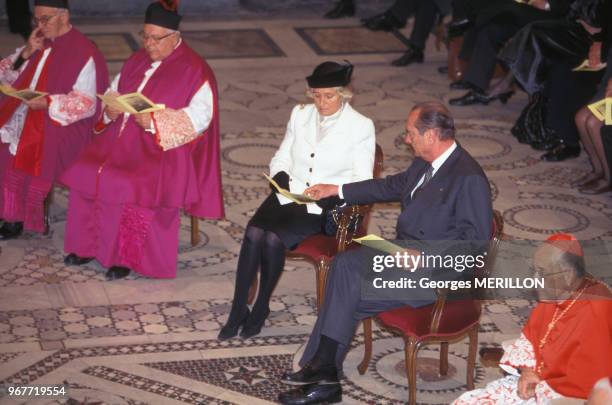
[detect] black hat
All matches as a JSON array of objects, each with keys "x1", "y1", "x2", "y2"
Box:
[
  {"x1": 34, "y1": 0, "x2": 69, "y2": 9},
  {"x1": 145, "y1": 1, "x2": 182, "y2": 31},
  {"x1": 306, "y1": 61, "x2": 353, "y2": 88}
]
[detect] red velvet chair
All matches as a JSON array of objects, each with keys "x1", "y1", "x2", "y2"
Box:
[
  {"x1": 257, "y1": 144, "x2": 385, "y2": 310},
  {"x1": 356, "y1": 210, "x2": 504, "y2": 405}
]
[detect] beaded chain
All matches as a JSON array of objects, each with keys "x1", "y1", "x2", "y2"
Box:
[{"x1": 535, "y1": 284, "x2": 587, "y2": 374}]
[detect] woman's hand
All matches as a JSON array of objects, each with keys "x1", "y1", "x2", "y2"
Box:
[
  {"x1": 304, "y1": 184, "x2": 339, "y2": 200},
  {"x1": 517, "y1": 368, "x2": 540, "y2": 400}
]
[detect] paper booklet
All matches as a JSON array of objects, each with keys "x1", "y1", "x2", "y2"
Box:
[
  {"x1": 0, "y1": 84, "x2": 47, "y2": 101},
  {"x1": 572, "y1": 59, "x2": 607, "y2": 72},
  {"x1": 587, "y1": 97, "x2": 612, "y2": 125},
  {"x1": 263, "y1": 173, "x2": 317, "y2": 205},
  {"x1": 98, "y1": 92, "x2": 165, "y2": 114},
  {"x1": 353, "y1": 234, "x2": 407, "y2": 255}
]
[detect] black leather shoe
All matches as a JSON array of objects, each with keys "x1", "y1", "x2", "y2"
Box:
[
  {"x1": 324, "y1": 0, "x2": 355, "y2": 19},
  {"x1": 218, "y1": 308, "x2": 250, "y2": 341},
  {"x1": 361, "y1": 12, "x2": 405, "y2": 31},
  {"x1": 240, "y1": 308, "x2": 269, "y2": 339},
  {"x1": 64, "y1": 253, "x2": 94, "y2": 266},
  {"x1": 105, "y1": 266, "x2": 130, "y2": 280},
  {"x1": 0, "y1": 221, "x2": 23, "y2": 240},
  {"x1": 278, "y1": 383, "x2": 342, "y2": 405},
  {"x1": 448, "y1": 18, "x2": 471, "y2": 38},
  {"x1": 437, "y1": 65, "x2": 448, "y2": 74},
  {"x1": 449, "y1": 90, "x2": 513, "y2": 106},
  {"x1": 541, "y1": 143, "x2": 580, "y2": 162},
  {"x1": 450, "y1": 80, "x2": 471, "y2": 90},
  {"x1": 281, "y1": 363, "x2": 339, "y2": 386},
  {"x1": 391, "y1": 47, "x2": 424, "y2": 66}
]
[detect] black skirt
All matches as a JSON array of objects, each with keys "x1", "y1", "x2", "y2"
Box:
[{"x1": 248, "y1": 192, "x2": 322, "y2": 250}]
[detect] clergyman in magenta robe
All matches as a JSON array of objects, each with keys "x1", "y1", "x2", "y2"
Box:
[
  {"x1": 60, "y1": 1, "x2": 224, "y2": 280},
  {"x1": 0, "y1": 0, "x2": 109, "y2": 238}
]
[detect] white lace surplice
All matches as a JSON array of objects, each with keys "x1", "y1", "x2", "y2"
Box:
[{"x1": 451, "y1": 334, "x2": 561, "y2": 405}]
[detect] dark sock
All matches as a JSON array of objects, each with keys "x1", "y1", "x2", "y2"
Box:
[
  {"x1": 311, "y1": 335, "x2": 339, "y2": 367},
  {"x1": 226, "y1": 226, "x2": 265, "y2": 326},
  {"x1": 248, "y1": 231, "x2": 286, "y2": 326}
]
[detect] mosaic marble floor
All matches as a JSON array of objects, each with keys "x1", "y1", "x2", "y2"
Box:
[{"x1": 1, "y1": 10, "x2": 612, "y2": 405}]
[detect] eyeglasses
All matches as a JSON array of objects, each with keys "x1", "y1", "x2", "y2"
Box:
[
  {"x1": 32, "y1": 13, "x2": 60, "y2": 26},
  {"x1": 138, "y1": 30, "x2": 177, "y2": 44}
]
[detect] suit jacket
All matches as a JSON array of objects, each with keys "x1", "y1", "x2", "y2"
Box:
[
  {"x1": 344, "y1": 144, "x2": 492, "y2": 242},
  {"x1": 270, "y1": 103, "x2": 376, "y2": 214}
]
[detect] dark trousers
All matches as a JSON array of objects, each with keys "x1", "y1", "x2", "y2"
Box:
[
  {"x1": 544, "y1": 63, "x2": 603, "y2": 146},
  {"x1": 6, "y1": 0, "x2": 31, "y2": 39},
  {"x1": 389, "y1": 0, "x2": 441, "y2": 50},
  {"x1": 462, "y1": 3, "x2": 554, "y2": 91},
  {"x1": 299, "y1": 247, "x2": 434, "y2": 369}
]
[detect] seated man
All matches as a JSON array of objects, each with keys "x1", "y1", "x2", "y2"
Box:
[
  {"x1": 362, "y1": 0, "x2": 452, "y2": 66},
  {"x1": 277, "y1": 101, "x2": 493, "y2": 404},
  {"x1": 0, "y1": 0, "x2": 108, "y2": 239},
  {"x1": 60, "y1": 0, "x2": 224, "y2": 280},
  {"x1": 453, "y1": 234, "x2": 612, "y2": 404}
]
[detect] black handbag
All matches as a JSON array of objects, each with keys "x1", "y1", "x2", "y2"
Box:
[{"x1": 322, "y1": 203, "x2": 363, "y2": 237}]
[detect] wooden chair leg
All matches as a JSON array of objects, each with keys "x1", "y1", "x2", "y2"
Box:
[
  {"x1": 247, "y1": 273, "x2": 258, "y2": 305},
  {"x1": 466, "y1": 324, "x2": 479, "y2": 390},
  {"x1": 440, "y1": 341, "x2": 449, "y2": 376},
  {"x1": 190, "y1": 215, "x2": 200, "y2": 247},
  {"x1": 315, "y1": 258, "x2": 330, "y2": 312},
  {"x1": 357, "y1": 317, "x2": 372, "y2": 375},
  {"x1": 405, "y1": 337, "x2": 420, "y2": 405}
]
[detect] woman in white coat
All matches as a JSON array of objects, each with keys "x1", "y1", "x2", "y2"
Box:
[{"x1": 219, "y1": 61, "x2": 376, "y2": 340}]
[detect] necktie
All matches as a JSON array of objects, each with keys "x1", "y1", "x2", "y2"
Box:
[{"x1": 412, "y1": 164, "x2": 434, "y2": 198}]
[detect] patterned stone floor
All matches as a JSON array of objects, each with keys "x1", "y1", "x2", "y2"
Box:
[{"x1": 1, "y1": 9, "x2": 612, "y2": 405}]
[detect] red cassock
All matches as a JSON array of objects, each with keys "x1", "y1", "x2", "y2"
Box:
[{"x1": 523, "y1": 278, "x2": 612, "y2": 399}]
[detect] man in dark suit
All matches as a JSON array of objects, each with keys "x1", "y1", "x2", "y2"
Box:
[{"x1": 277, "y1": 101, "x2": 493, "y2": 404}]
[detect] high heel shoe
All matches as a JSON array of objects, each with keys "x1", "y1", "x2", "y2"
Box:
[
  {"x1": 240, "y1": 308, "x2": 270, "y2": 339},
  {"x1": 218, "y1": 308, "x2": 250, "y2": 341},
  {"x1": 571, "y1": 172, "x2": 603, "y2": 188}
]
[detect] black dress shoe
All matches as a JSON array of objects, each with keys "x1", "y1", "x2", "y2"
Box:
[
  {"x1": 324, "y1": 0, "x2": 355, "y2": 19},
  {"x1": 449, "y1": 90, "x2": 513, "y2": 106},
  {"x1": 278, "y1": 382, "x2": 342, "y2": 405},
  {"x1": 448, "y1": 18, "x2": 472, "y2": 38},
  {"x1": 437, "y1": 65, "x2": 448, "y2": 74},
  {"x1": 64, "y1": 253, "x2": 94, "y2": 266},
  {"x1": 540, "y1": 143, "x2": 580, "y2": 162},
  {"x1": 450, "y1": 80, "x2": 472, "y2": 90},
  {"x1": 361, "y1": 12, "x2": 404, "y2": 31},
  {"x1": 105, "y1": 266, "x2": 131, "y2": 280},
  {"x1": 240, "y1": 308, "x2": 269, "y2": 339},
  {"x1": 281, "y1": 363, "x2": 339, "y2": 386},
  {"x1": 218, "y1": 308, "x2": 250, "y2": 341},
  {"x1": 391, "y1": 47, "x2": 424, "y2": 66},
  {"x1": 0, "y1": 221, "x2": 23, "y2": 240}
]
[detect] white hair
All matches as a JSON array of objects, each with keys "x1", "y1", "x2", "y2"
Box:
[{"x1": 306, "y1": 86, "x2": 353, "y2": 101}]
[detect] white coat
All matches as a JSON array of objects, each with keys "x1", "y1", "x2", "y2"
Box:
[{"x1": 269, "y1": 102, "x2": 376, "y2": 214}]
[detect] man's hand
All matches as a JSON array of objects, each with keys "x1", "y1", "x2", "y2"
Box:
[
  {"x1": 22, "y1": 28, "x2": 44, "y2": 60},
  {"x1": 304, "y1": 184, "x2": 339, "y2": 200},
  {"x1": 517, "y1": 368, "x2": 540, "y2": 400},
  {"x1": 133, "y1": 112, "x2": 152, "y2": 129},
  {"x1": 589, "y1": 41, "x2": 602, "y2": 67},
  {"x1": 26, "y1": 96, "x2": 48, "y2": 110}
]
